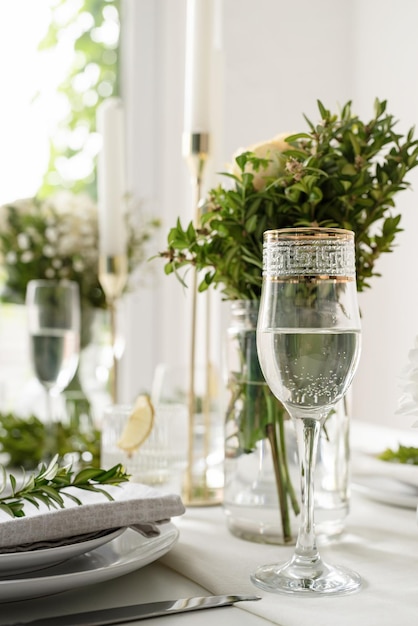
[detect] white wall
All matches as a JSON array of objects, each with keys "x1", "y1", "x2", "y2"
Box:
[
  {"x1": 121, "y1": 0, "x2": 418, "y2": 431},
  {"x1": 350, "y1": 0, "x2": 418, "y2": 429}
]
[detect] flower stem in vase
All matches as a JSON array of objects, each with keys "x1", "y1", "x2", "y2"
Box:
[{"x1": 265, "y1": 421, "x2": 292, "y2": 543}]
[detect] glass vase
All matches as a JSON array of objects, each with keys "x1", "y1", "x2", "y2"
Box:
[{"x1": 223, "y1": 300, "x2": 350, "y2": 545}]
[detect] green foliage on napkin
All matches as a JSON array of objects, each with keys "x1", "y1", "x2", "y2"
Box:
[
  {"x1": 0, "y1": 413, "x2": 100, "y2": 469},
  {"x1": 0, "y1": 456, "x2": 129, "y2": 518},
  {"x1": 378, "y1": 444, "x2": 418, "y2": 465}
]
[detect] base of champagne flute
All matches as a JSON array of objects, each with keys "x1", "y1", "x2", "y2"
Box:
[{"x1": 251, "y1": 555, "x2": 361, "y2": 596}]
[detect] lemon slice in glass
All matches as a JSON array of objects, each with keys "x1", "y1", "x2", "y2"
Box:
[{"x1": 117, "y1": 395, "x2": 155, "y2": 456}]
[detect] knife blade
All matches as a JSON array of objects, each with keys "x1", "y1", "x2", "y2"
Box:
[{"x1": 9, "y1": 594, "x2": 262, "y2": 626}]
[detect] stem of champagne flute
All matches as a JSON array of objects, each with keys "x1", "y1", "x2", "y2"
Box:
[
  {"x1": 44, "y1": 388, "x2": 52, "y2": 425},
  {"x1": 292, "y1": 416, "x2": 323, "y2": 565},
  {"x1": 43, "y1": 387, "x2": 55, "y2": 461}
]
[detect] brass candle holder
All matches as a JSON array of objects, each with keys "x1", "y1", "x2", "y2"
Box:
[
  {"x1": 182, "y1": 131, "x2": 222, "y2": 506},
  {"x1": 99, "y1": 254, "x2": 128, "y2": 403}
]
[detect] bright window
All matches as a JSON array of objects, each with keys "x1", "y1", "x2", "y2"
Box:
[{"x1": 0, "y1": 1, "x2": 55, "y2": 204}]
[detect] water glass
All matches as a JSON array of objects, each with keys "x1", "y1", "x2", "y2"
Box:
[{"x1": 101, "y1": 403, "x2": 188, "y2": 493}]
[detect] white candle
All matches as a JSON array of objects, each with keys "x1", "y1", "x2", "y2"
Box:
[
  {"x1": 97, "y1": 97, "x2": 127, "y2": 257},
  {"x1": 184, "y1": 0, "x2": 213, "y2": 134}
]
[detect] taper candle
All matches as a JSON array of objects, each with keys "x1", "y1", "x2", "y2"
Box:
[
  {"x1": 97, "y1": 97, "x2": 127, "y2": 256},
  {"x1": 184, "y1": 0, "x2": 213, "y2": 134}
]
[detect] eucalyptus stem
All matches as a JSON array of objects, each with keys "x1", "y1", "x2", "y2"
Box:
[{"x1": 265, "y1": 420, "x2": 292, "y2": 543}]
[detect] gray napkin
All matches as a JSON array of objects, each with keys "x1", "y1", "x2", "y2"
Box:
[{"x1": 0, "y1": 482, "x2": 185, "y2": 552}]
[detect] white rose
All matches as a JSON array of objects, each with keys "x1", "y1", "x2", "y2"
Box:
[{"x1": 231, "y1": 132, "x2": 291, "y2": 191}]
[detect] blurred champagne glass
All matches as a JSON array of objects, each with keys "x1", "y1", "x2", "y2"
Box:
[{"x1": 26, "y1": 280, "x2": 80, "y2": 456}]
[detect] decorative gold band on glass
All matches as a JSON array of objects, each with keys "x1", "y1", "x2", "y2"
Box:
[{"x1": 263, "y1": 228, "x2": 356, "y2": 280}]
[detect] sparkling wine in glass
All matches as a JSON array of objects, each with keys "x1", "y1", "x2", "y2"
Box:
[
  {"x1": 253, "y1": 228, "x2": 361, "y2": 596},
  {"x1": 26, "y1": 280, "x2": 80, "y2": 437}
]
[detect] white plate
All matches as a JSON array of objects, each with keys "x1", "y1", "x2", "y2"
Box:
[
  {"x1": 0, "y1": 528, "x2": 125, "y2": 576},
  {"x1": 351, "y1": 451, "x2": 418, "y2": 508},
  {"x1": 352, "y1": 473, "x2": 418, "y2": 509},
  {"x1": 374, "y1": 457, "x2": 418, "y2": 488},
  {"x1": 354, "y1": 451, "x2": 418, "y2": 488},
  {"x1": 0, "y1": 523, "x2": 179, "y2": 603}
]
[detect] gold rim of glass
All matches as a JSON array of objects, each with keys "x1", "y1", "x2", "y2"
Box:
[{"x1": 263, "y1": 227, "x2": 354, "y2": 241}]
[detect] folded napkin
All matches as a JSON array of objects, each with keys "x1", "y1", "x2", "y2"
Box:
[{"x1": 0, "y1": 482, "x2": 185, "y2": 552}]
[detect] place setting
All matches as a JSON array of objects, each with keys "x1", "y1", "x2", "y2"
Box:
[
  {"x1": 0, "y1": 270, "x2": 185, "y2": 603},
  {"x1": 0, "y1": 454, "x2": 185, "y2": 602},
  {"x1": 350, "y1": 427, "x2": 418, "y2": 510},
  {"x1": 349, "y1": 356, "x2": 418, "y2": 512}
]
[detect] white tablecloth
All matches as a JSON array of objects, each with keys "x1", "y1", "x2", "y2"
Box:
[{"x1": 1, "y1": 420, "x2": 418, "y2": 626}]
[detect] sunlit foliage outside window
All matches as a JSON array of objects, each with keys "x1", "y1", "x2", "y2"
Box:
[{"x1": 38, "y1": 0, "x2": 120, "y2": 199}]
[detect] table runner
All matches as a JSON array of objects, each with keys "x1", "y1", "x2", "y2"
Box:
[{"x1": 161, "y1": 420, "x2": 418, "y2": 626}]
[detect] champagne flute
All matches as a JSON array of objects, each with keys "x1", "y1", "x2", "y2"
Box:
[
  {"x1": 253, "y1": 228, "x2": 361, "y2": 595},
  {"x1": 26, "y1": 280, "x2": 80, "y2": 440}
]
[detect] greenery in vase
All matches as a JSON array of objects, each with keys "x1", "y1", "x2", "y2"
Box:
[
  {"x1": 226, "y1": 304, "x2": 299, "y2": 540},
  {"x1": 161, "y1": 99, "x2": 418, "y2": 540},
  {"x1": 162, "y1": 99, "x2": 418, "y2": 296}
]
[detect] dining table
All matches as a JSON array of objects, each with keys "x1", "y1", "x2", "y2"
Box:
[{"x1": 0, "y1": 419, "x2": 417, "y2": 626}]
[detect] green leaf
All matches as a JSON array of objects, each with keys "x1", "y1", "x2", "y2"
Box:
[
  {"x1": 73, "y1": 468, "x2": 104, "y2": 484},
  {"x1": 284, "y1": 133, "x2": 311, "y2": 142},
  {"x1": 245, "y1": 214, "x2": 258, "y2": 233},
  {"x1": 317, "y1": 100, "x2": 329, "y2": 119}
]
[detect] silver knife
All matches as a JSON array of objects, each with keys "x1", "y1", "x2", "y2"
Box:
[{"x1": 8, "y1": 594, "x2": 262, "y2": 626}]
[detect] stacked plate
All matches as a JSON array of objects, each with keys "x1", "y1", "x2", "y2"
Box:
[
  {"x1": 351, "y1": 452, "x2": 418, "y2": 509},
  {"x1": 0, "y1": 523, "x2": 179, "y2": 602}
]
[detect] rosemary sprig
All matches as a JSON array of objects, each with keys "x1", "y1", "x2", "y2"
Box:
[
  {"x1": 0, "y1": 455, "x2": 130, "y2": 518},
  {"x1": 378, "y1": 445, "x2": 418, "y2": 465}
]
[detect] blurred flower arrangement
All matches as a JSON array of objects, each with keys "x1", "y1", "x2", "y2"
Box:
[
  {"x1": 0, "y1": 191, "x2": 159, "y2": 314},
  {"x1": 0, "y1": 190, "x2": 159, "y2": 468}
]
